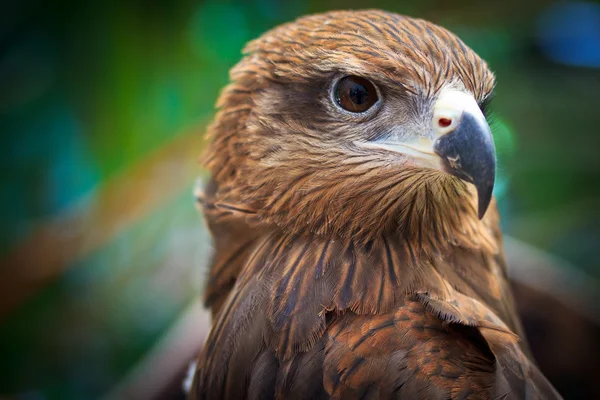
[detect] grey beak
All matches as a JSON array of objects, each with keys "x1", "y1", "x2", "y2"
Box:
[{"x1": 434, "y1": 112, "x2": 496, "y2": 219}]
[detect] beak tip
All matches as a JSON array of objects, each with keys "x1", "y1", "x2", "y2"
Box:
[
  {"x1": 476, "y1": 183, "x2": 494, "y2": 220},
  {"x1": 477, "y1": 204, "x2": 487, "y2": 220}
]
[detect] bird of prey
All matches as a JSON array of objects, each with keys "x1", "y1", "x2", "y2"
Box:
[{"x1": 191, "y1": 9, "x2": 561, "y2": 399}]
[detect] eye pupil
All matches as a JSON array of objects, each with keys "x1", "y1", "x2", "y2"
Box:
[
  {"x1": 349, "y1": 84, "x2": 368, "y2": 105},
  {"x1": 335, "y1": 76, "x2": 378, "y2": 113}
]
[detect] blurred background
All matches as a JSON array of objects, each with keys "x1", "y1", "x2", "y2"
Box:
[{"x1": 0, "y1": 0, "x2": 599, "y2": 399}]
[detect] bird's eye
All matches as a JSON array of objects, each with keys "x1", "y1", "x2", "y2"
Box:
[{"x1": 334, "y1": 76, "x2": 379, "y2": 113}]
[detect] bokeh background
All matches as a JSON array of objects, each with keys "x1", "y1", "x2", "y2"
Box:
[{"x1": 1, "y1": 0, "x2": 599, "y2": 399}]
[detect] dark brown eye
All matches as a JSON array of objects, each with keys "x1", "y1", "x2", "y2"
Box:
[{"x1": 334, "y1": 76, "x2": 379, "y2": 113}]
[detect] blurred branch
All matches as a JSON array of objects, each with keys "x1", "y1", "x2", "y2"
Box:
[{"x1": 504, "y1": 235, "x2": 600, "y2": 325}]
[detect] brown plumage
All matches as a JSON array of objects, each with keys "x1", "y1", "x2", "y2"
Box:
[{"x1": 191, "y1": 9, "x2": 561, "y2": 399}]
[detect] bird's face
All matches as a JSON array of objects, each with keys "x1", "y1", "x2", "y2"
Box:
[{"x1": 206, "y1": 10, "x2": 498, "y2": 246}]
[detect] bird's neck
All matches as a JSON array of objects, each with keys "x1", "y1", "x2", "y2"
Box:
[
  {"x1": 200, "y1": 179, "x2": 518, "y2": 334},
  {"x1": 233, "y1": 220, "x2": 516, "y2": 326},
  {"x1": 201, "y1": 177, "x2": 526, "y2": 355},
  {"x1": 211, "y1": 224, "x2": 521, "y2": 358}
]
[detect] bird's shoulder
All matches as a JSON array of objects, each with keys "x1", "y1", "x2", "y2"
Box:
[{"x1": 324, "y1": 300, "x2": 560, "y2": 399}]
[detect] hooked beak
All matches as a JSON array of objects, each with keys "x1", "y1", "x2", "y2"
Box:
[
  {"x1": 356, "y1": 89, "x2": 496, "y2": 219},
  {"x1": 432, "y1": 90, "x2": 496, "y2": 219}
]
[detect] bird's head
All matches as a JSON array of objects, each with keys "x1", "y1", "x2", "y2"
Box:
[{"x1": 204, "y1": 10, "x2": 499, "y2": 252}]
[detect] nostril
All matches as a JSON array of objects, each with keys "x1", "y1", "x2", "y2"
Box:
[{"x1": 438, "y1": 117, "x2": 452, "y2": 128}]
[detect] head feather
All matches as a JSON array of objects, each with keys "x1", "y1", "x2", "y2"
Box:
[{"x1": 202, "y1": 9, "x2": 498, "y2": 255}]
